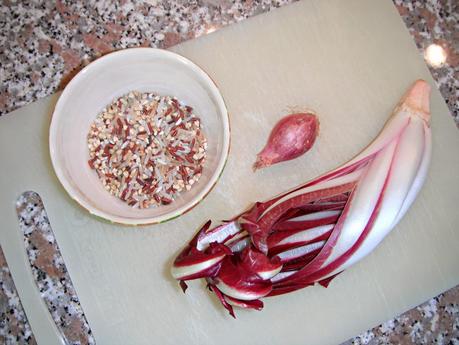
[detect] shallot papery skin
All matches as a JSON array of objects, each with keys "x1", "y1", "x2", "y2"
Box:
[
  {"x1": 253, "y1": 113, "x2": 319, "y2": 170},
  {"x1": 171, "y1": 80, "x2": 432, "y2": 317}
]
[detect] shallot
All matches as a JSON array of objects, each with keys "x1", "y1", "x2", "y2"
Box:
[
  {"x1": 171, "y1": 80, "x2": 432, "y2": 317},
  {"x1": 253, "y1": 112, "x2": 319, "y2": 170}
]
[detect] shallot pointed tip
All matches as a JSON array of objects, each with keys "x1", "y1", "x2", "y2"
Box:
[
  {"x1": 253, "y1": 154, "x2": 269, "y2": 171},
  {"x1": 400, "y1": 79, "x2": 431, "y2": 124}
]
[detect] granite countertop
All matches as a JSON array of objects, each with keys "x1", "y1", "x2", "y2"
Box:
[{"x1": 0, "y1": 1, "x2": 458, "y2": 344}]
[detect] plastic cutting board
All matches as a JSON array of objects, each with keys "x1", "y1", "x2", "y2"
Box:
[{"x1": 1, "y1": 0, "x2": 459, "y2": 344}]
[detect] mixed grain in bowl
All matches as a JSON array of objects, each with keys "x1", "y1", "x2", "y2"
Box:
[
  {"x1": 49, "y1": 48, "x2": 230, "y2": 225},
  {"x1": 87, "y1": 91, "x2": 207, "y2": 209}
]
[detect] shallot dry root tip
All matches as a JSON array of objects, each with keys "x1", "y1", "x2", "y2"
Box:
[
  {"x1": 253, "y1": 112, "x2": 319, "y2": 170},
  {"x1": 252, "y1": 155, "x2": 269, "y2": 172},
  {"x1": 171, "y1": 80, "x2": 431, "y2": 317}
]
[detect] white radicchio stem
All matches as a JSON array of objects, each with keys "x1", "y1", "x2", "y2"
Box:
[{"x1": 171, "y1": 80, "x2": 432, "y2": 316}]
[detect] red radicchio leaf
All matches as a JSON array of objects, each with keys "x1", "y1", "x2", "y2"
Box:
[{"x1": 215, "y1": 256, "x2": 273, "y2": 301}]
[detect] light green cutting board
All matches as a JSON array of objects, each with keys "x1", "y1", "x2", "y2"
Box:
[{"x1": 1, "y1": 0, "x2": 458, "y2": 344}]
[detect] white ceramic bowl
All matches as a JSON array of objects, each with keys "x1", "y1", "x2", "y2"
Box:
[{"x1": 49, "y1": 48, "x2": 230, "y2": 225}]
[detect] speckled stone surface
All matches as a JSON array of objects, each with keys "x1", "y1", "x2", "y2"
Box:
[
  {"x1": 0, "y1": 247, "x2": 37, "y2": 345},
  {"x1": 393, "y1": 0, "x2": 458, "y2": 125},
  {"x1": 15, "y1": 192, "x2": 95, "y2": 345},
  {"x1": 0, "y1": 0, "x2": 458, "y2": 123},
  {"x1": 344, "y1": 289, "x2": 459, "y2": 344},
  {"x1": 0, "y1": 0, "x2": 458, "y2": 344}
]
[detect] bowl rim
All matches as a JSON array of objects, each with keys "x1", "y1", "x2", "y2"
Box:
[{"x1": 49, "y1": 47, "x2": 230, "y2": 226}]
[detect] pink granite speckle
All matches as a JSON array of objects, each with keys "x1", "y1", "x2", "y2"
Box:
[{"x1": 0, "y1": 247, "x2": 37, "y2": 345}]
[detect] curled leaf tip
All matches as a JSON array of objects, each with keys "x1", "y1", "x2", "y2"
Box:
[{"x1": 179, "y1": 280, "x2": 188, "y2": 293}]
